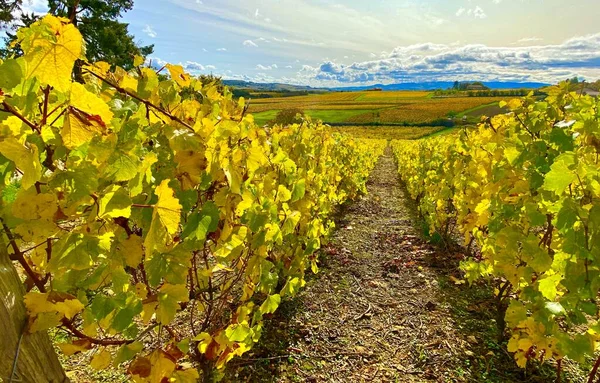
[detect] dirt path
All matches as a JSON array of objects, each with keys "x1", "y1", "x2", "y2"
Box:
[{"x1": 224, "y1": 148, "x2": 567, "y2": 383}]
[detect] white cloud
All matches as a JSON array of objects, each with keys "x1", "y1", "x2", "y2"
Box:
[
  {"x1": 143, "y1": 25, "x2": 157, "y2": 38},
  {"x1": 256, "y1": 64, "x2": 279, "y2": 70},
  {"x1": 185, "y1": 61, "x2": 205, "y2": 71},
  {"x1": 217, "y1": 48, "x2": 227, "y2": 52},
  {"x1": 254, "y1": 8, "x2": 260, "y2": 18},
  {"x1": 298, "y1": 33, "x2": 600, "y2": 85},
  {"x1": 243, "y1": 40, "x2": 258, "y2": 47},
  {"x1": 456, "y1": 6, "x2": 487, "y2": 19},
  {"x1": 285, "y1": 65, "x2": 293, "y2": 69},
  {"x1": 472, "y1": 6, "x2": 487, "y2": 19},
  {"x1": 12, "y1": 0, "x2": 47, "y2": 18}
]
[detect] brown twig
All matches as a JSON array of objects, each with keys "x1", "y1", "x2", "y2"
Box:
[
  {"x1": 588, "y1": 354, "x2": 600, "y2": 383},
  {"x1": 83, "y1": 69, "x2": 195, "y2": 132},
  {"x1": 0, "y1": 101, "x2": 40, "y2": 133}
]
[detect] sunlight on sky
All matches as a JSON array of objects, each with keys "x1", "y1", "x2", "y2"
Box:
[{"x1": 18, "y1": 0, "x2": 600, "y2": 85}]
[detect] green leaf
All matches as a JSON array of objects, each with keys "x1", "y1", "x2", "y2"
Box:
[
  {"x1": 538, "y1": 274, "x2": 562, "y2": 300},
  {"x1": 157, "y1": 284, "x2": 189, "y2": 325},
  {"x1": 104, "y1": 150, "x2": 139, "y2": 182},
  {"x1": 543, "y1": 153, "x2": 577, "y2": 195},
  {"x1": 259, "y1": 294, "x2": 281, "y2": 315},
  {"x1": 182, "y1": 201, "x2": 220, "y2": 241},
  {"x1": 291, "y1": 179, "x2": 306, "y2": 202},
  {"x1": 0, "y1": 59, "x2": 23, "y2": 90},
  {"x1": 114, "y1": 341, "x2": 143, "y2": 366},
  {"x1": 145, "y1": 248, "x2": 190, "y2": 287},
  {"x1": 99, "y1": 185, "x2": 131, "y2": 218},
  {"x1": 225, "y1": 323, "x2": 251, "y2": 343}
]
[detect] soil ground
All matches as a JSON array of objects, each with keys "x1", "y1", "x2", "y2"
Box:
[{"x1": 223, "y1": 148, "x2": 587, "y2": 383}]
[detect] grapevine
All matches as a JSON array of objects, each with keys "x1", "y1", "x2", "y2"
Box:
[
  {"x1": 392, "y1": 84, "x2": 600, "y2": 372},
  {"x1": 0, "y1": 15, "x2": 385, "y2": 380}
]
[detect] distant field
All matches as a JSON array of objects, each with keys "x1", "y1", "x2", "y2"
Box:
[
  {"x1": 328, "y1": 125, "x2": 447, "y2": 140},
  {"x1": 248, "y1": 90, "x2": 507, "y2": 125}
]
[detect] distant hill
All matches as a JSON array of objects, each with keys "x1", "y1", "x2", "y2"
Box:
[
  {"x1": 330, "y1": 81, "x2": 551, "y2": 91},
  {"x1": 224, "y1": 80, "x2": 551, "y2": 93},
  {"x1": 222, "y1": 80, "x2": 327, "y2": 92}
]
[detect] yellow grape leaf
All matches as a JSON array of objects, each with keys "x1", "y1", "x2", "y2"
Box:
[
  {"x1": 130, "y1": 350, "x2": 176, "y2": 383},
  {"x1": 157, "y1": 283, "x2": 189, "y2": 325},
  {"x1": 194, "y1": 332, "x2": 212, "y2": 354},
  {"x1": 277, "y1": 185, "x2": 292, "y2": 202},
  {"x1": 11, "y1": 189, "x2": 56, "y2": 220},
  {"x1": 62, "y1": 107, "x2": 109, "y2": 149},
  {"x1": 120, "y1": 235, "x2": 144, "y2": 268},
  {"x1": 144, "y1": 180, "x2": 182, "y2": 257},
  {"x1": 58, "y1": 339, "x2": 93, "y2": 356},
  {"x1": 0, "y1": 137, "x2": 42, "y2": 189},
  {"x1": 166, "y1": 64, "x2": 191, "y2": 88},
  {"x1": 133, "y1": 55, "x2": 144, "y2": 67},
  {"x1": 91, "y1": 349, "x2": 112, "y2": 370},
  {"x1": 171, "y1": 368, "x2": 200, "y2": 383},
  {"x1": 246, "y1": 146, "x2": 268, "y2": 173},
  {"x1": 69, "y1": 83, "x2": 113, "y2": 127},
  {"x1": 141, "y1": 302, "x2": 157, "y2": 324},
  {"x1": 120, "y1": 74, "x2": 139, "y2": 93},
  {"x1": 155, "y1": 180, "x2": 182, "y2": 236},
  {"x1": 19, "y1": 15, "x2": 83, "y2": 92},
  {"x1": 24, "y1": 292, "x2": 84, "y2": 333}
]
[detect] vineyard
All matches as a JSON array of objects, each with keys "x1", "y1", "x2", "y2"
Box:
[
  {"x1": 1, "y1": 13, "x2": 599, "y2": 383},
  {"x1": 249, "y1": 91, "x2": 505, "y2": 126}
]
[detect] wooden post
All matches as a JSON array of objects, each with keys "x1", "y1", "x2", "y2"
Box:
[{"x1": 0, "y1": 236, "x2": 68, "y2": 382}]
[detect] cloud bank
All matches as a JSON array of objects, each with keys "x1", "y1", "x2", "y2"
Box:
[{"x1": 297, "y1": 33, "x2": 600, "y2": 85}]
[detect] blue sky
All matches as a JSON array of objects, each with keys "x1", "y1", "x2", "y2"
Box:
[{"x1": 18, "y1": 0, "x2": 600, "y2": 85}]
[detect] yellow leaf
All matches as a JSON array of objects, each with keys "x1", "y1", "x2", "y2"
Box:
[
  {"x1": 155, "y1": 180, "x2": 182, "y2": 236},
  {"x1": 62, "y1": 107, "x2": 109, "y2": 149},
  {"x1": 166, "y1": 64, "x2": 191, "y2": 88},
  {"x1": 19, "y1": 15, "x2": 83, "y2": 92},
  {"x1": 91, "y1": 349, "x2": 112, "y2": 370},
  {"x1": 120, "y1": 74, "x2": 139, "y2": 92},
  {"x1": 246, "y1": 146, "x2": 268, "y2": 172},
  {"x1": 120, "y1": 235, "x2": 144, "y2": 268},
  {"x1": 145, "y1": 350, "x2": 177, "y2": 383},
  {"x1": 193, "y1": 332, "x2": 212, "y2": 354},
  {"x1": 58, "y1": 339, "x2": 92, "y2": 356},
  {"x1": 133, "y1": 55, "x2": 144, "y2": 67},
  {"x1": 157, "y1": 283, "x2": 189, "y2": 325},
  {"x1": 54, "y1": 298, "x2": 85, "y2": 319},
  {"x1": 142, "y1": 302, "x2": 157, "y2": 324},
  {"x1": 0, "y1": 137, "x2": 42, "y2": 189},
  {"x1": 277, "y1": 185, "x2": 292, "y2": 202},
  {"x1": 171, "y1": 368, "x2": 200, "y2": 383},
  {"x1": 69, "y1": 83, "x2": 113, "y2": 127}
]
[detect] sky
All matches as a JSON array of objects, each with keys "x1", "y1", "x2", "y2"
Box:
[{"x1": 16, "y1": 0, "x2": 600, "y2": 86}]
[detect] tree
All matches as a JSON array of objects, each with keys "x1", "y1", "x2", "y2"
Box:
[
  {"x1": 0, "y1": 0, "x2": 23, "y2": 27},
  {"x1": 1, "y1": 0, "x2": 153, "y2": 70},
  {"x1": 269, "y1": 108, "x2": 305, "y2": 126}
]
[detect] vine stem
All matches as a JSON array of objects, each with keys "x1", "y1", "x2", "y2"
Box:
[
  {"x1": 0, "y1": 101, "x2": 40, "y2": 133},
  {"x1": 588, "y1": 354, "x2": 600, "y2": 383},
  {"x1": 83, "y1": 69, "x2": 195, "y2": 132}
]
